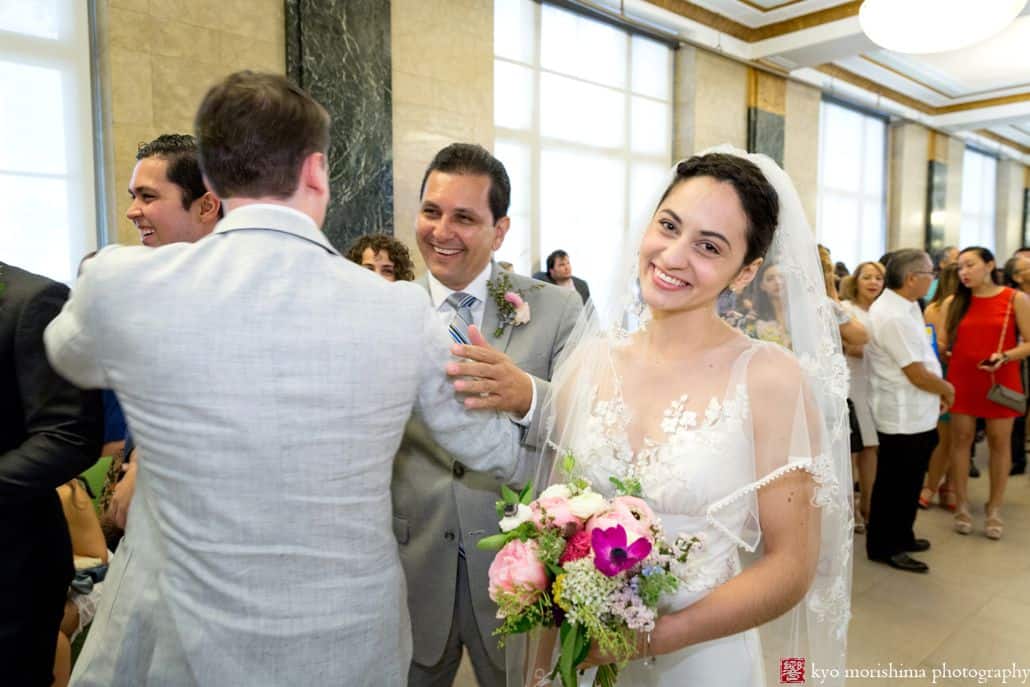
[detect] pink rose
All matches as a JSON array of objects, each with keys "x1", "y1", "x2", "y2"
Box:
[
  {"x1": 488, "y1": 539, "x2": 549, "y2": 613},
  {"x1": 531, "y1": 496, "x2": 583, "y2": 532},
  {"x1": 503, "y1": 291, "x2": 525, "y2": 308},
  {"x1": 559, "y1": 529, "x2": 592, "y2": 564}
]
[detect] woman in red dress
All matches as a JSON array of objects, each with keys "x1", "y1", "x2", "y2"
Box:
[{"x1": 943, "y1": 247, "x2": 1030, "y2": 540}]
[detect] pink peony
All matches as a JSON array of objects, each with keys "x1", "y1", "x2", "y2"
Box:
[
  {"x1": 531, "y1": 496, "x2": 583, "y2": 532},
  {"x1": 586, "y1": 499, "x2": 654, "y2": 543},
  {"x1": 611, "y1": 496, "x2": 656, "y2": 535},
  {"x1": 559, "y1": 529, "x2": 592, "y2": 564},
  {"x1": 488, "y1": 539, "x2": 549, "y2": 612}
]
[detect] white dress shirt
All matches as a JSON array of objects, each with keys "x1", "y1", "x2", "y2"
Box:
[
  {"x1": 866, "y1": 288, "x2": 943, "y2": 434},
  {"x1": 425, "y1": 262, "x2": 537, "y2": 423}
]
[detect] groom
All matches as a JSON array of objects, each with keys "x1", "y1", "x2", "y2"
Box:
[
  {"x1": 394, "y1": 143, "x2": 582, "y2": 687},
  {"x1": 46, "y1": 73, "x2": 531, "y2": 687}
]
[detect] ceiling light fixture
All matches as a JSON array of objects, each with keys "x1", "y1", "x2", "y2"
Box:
[{"x1": 859, "y1": 0, "x2": 1027, "y2": 54}]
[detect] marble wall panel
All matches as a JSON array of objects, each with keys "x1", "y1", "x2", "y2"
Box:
[
  {"x1": 96, "y1": 0, "x2": 285, "y2": 245},
  {"x1": 887, "y1": 121, "x2": 929, "y2": 250},
  {"x1": 672, "y1": 45, "x2": 697, "y2": 160},
  {"x1": 997, "y1": 160, "x2": 1027, "y2": 257},
  {"x1": 747, "y1": 109, "x2": 784, "y2": 168},
  {"x1": 693, "y1": 51, "x2": 748, "y2": 152},
  {"x1": 783, "y1": 79, "x2": 820, "y2": 229},
  {"x1": 286, "y1": 0, "x2": 394, "y2": 253},
  {"x1": 925, "y1": 160, "x2": 948, "y2": 253},
  {"x1": 391, "y1": 0, "x2": 493, "y2": 271},
  {"x1": 944, "y1": 136, "x2": 964, "y2": 248}
]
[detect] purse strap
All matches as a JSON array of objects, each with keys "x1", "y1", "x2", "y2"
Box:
[{"x1": 991, "y1": 289, "x2": 1015, "y2": 386}]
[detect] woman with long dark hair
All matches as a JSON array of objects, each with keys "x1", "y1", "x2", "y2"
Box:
[{"x1": 942, "y1": 247, "x2": 1030, "y2": 539}]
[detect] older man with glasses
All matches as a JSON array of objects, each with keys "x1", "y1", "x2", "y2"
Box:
[{"x1": 864, "y1": 249, "x2": 954, "y2": 573}]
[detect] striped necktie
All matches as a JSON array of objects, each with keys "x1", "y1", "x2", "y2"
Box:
[{"x1": 445, "y1": 292, "x2": 477, "y2": 344}]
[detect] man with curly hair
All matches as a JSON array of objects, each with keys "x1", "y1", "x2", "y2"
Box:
[{"x1": 345, "y1": 233, "x2": 415, "y2": 281}]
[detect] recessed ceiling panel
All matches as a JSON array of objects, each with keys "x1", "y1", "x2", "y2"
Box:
[{"x1": 687, "y1": 0, "x2": 852, "y2": 27}]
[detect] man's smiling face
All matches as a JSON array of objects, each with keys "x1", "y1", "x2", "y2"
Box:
[
  {"x1": 126, "y1": 157, "x2": 207, "y2": 247},
  {"x1": 415, "y1": 171, "x2": 508, "y2": 291}
]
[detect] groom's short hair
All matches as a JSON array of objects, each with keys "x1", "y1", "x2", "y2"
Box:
[
  {"x1": 419, "y1": 143, "x2": 510, "y2": 222},
  {"x1": 195, "y1": 71, "x2": 329, "y2": 200}
]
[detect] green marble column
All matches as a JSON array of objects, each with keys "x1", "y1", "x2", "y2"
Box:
[
  {"x1": 746, "y1": 69, "x2": 785, "y2": 168},
  {"x1": 285, "y1": 0, "x2": 394, "y2": 253}
]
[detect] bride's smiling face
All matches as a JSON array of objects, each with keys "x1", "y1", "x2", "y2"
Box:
[{"x1": 638, "y1": 176, "x2": 760, "y2": 315}]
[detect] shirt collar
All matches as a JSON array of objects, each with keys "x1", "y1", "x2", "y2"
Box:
[
  {"x1": 213, "y1": 203, "x2": 338, "y2": 256},
  {"x1": 426, "y1": 261, "x2": 494, "y2": 309}
]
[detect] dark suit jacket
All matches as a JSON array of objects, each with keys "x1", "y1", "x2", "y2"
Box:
[
  {"x1": 532, "y1": 271, "x2": 591, "y2": 305},
  {"x1": 0, "y1": 263, "x2": 102, "y2": 651}
]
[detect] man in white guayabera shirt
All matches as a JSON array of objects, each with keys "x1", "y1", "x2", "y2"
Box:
[
  {"x1": 864, "y1": 249, "x2": 954, "y2": 574},
  {"x1": 45, "y1": 71, "x2": 534, "y2": 687}
]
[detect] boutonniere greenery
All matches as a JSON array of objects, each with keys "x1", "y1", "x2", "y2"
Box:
[
  {"x1": 0, "y1": 264, "x2": 6, "y2": 300},
  {"x1": 486, "y1": 273, "x2": 542, "y2": 337}
]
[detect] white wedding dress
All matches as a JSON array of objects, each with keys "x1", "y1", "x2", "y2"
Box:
[{"x1": 561, "y1": 339, "x2": 786, "y2": 686}]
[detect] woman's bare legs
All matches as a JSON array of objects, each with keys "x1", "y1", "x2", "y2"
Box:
[
  {"x1": 949, "y1": 414, "x2": 977, "y2": 533},
  {"x1": 984, "y1": 417, "x2": 1014, "y2": 539},
  {"x1": 856, "y1": 446, "x2": 876, "y2": 522},
  {"x1": 923, "y1": 419, "x2": 952, "y2": 506}
]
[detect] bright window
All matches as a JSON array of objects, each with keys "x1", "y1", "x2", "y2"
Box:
[
  {"x1": 493, "y1": 0, "x2": 673, "y2": 317},
  {"x1": 0, "y1": 0, "x2": 97, "y2": 283},
  {"x1": 816, "y1": 100, "x2": 886, "y2": 272},
  {"x1": 959, "y1": 147, "x2": 997, "y2": 251}
]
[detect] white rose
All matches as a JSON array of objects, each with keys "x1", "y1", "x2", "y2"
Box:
[
  {"x1": 514, "y1": 302, "x2": 531, "y2": 325},
  {"x1": 568, "y1": 491, "x2": 607, "y2": 519},
  {"x1": 499, "y1": 504, "x2": 533, "y2": 532},
  {"x1": 539, "y1": 484, "x2": 572, "y2": 500}
]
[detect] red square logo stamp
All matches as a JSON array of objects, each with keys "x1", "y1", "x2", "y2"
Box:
[{"x1": 779, "y1": 657, "x2": 806, "y2": 684}]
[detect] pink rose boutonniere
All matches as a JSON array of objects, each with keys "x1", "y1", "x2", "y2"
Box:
[{"x1": 487, "y1": 272, "x2": 542, "y2": 337}]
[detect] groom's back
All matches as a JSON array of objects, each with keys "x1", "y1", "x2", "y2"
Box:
[{"x1": 72, "y1": 222, "x2": 428, "y2": 685}]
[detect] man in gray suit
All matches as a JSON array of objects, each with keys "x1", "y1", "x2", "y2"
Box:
[
  {"x1": 46, "y1": 73, "x2": 531, "y2": 687},
  {"x1": 394, "y1": 144, "x2": 582, "y2": 687}
]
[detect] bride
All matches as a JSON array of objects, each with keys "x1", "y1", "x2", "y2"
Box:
[{"x1": 455, "y1": 147, "x2": 852, "y2": 686}]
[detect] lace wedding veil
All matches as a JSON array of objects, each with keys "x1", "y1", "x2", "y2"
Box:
[{"x1": 518, "y1": 145, "x2": 852, "y2": 686}]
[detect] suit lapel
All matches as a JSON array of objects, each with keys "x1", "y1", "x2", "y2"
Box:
[{"x1": 482, "y1": 264, "x2": 515, "y2": 353}]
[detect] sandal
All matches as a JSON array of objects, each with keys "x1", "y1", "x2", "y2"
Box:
[
  {"x1": 938, "y1": 485, "x2": 957, "y2": 512},
  {"x1": 954, "y1": 507, "x2": 973, "y2": 535},
  {"x1": 854, "y1": 510, "x2": 866, "y2": 534},
  {"x1": 918, "y1": 487, "x2": 934, "y2": 509},
  {"x1": 985, "y1": 504, "x2": 1004, "y2": 540}
]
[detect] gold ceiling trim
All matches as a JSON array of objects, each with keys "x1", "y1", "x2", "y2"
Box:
[
  {"x1": 733, "y1": 0, "x2": 808, "y2": 13},
  {"x1": 937, "y1": 92, "x2": 1030, "y2": 114},
  {"x1": 975, "y1": 130, "x2": 1030, "y2": 156},
  {"x1": 815, "y1": 64, "x2": 934, "y2": 114},
  {"x1": 859, "y1": 55, "x2": 1030, "y2": 101},
  {"x1": 646, "y1": 0, "x2": 860, "y2": 42},
  {"x1": 817, "y1": 64, "x2": 1030, "y2": 118},
  {"x1": 858, "y1": 55, "x2": 953, "y2": 98}
]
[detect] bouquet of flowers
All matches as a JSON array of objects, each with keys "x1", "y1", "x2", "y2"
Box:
[{"x1": 478, "y1": 454, "x2": 701, "y2": 687}]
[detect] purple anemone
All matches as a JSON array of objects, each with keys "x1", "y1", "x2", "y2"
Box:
[{"x1": 590, "y1": 524, "x2": 652, "y2": 577}]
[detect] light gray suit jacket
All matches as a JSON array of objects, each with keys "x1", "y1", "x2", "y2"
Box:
[
  {"x1": 45, "y1": 205, "x2": 526, "y2": 687},
  {"x1": 392, "y1": 264, "x2": 582, "y2": 668}
]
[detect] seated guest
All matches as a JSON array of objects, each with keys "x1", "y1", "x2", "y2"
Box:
[
  {"x1": 533, "y1": 249, "x2": 590, "y2": 304},
  {"x1": 0, "y1": 262, "x2": 102, "y2": 686},
  {"x1": 345, "y1": 233, "x2": 415, "y2": 281},
  {"x1": 53, "y1": 479, "x2": 109, "y2": 687}
]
